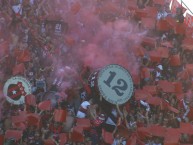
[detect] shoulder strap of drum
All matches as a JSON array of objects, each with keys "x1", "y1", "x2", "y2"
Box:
[{"x1": 108, "y1": 113, "x2": 117, "y2": 124}]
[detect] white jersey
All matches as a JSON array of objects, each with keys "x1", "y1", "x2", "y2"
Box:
[{"x1": 76, "y1": 101, "x2": 90, "y2": 118}]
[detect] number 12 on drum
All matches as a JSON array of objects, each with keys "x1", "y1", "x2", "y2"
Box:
[
  {"x1": 98, "y1": 64, "x2": 134, "y2": 105},
  {"x1": 103, "y1": 71, "x2": 128, "y2": 96}
]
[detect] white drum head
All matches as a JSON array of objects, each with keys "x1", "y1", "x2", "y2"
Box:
[{"x1": 97, "y1": 64, "x2": 134, "y2": 105}]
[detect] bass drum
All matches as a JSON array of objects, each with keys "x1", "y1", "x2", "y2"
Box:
[{"x1": 88, "y1": 64, "x2": 134, "y2": 112}]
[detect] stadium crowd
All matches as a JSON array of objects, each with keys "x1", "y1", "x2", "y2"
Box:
[{"x1": 0, "y1": 0, "x2": 193, "y2": 145}]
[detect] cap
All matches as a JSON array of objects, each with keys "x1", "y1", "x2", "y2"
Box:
[
  {"x1": 157, "y1": 64, "x2": 163, "y2": 70},
  {"x1": 98, "y1": 113, "x2": 105, "y2": 121}
]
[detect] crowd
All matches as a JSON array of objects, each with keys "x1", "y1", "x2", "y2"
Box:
[{"x1": 0, "y1": 0, "x2": 193, "y2": 145}]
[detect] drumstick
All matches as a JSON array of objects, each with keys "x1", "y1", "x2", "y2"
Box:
[{"x1": 116, "y1": 103, "x2": 123, "y2": 120}]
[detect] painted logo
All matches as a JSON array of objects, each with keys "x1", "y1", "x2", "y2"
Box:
[{"x1": 3, "y1": 76, "x2": 32, "y2": 105}]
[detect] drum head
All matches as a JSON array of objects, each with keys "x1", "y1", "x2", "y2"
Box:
[{"x1": 97, "y1": 64, "x2": 134, "y2": 105}]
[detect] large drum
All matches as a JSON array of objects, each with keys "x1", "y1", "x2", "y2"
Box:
[{"x1": 88, "y1": 64, "x2": 134, "y2": 106}]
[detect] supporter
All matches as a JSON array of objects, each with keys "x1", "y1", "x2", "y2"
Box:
[
  {"x1": 0, "y1": 0, "x2": 193, "y2": 144},
  {"x1": 76, "y1": 98, "x2": 94, "y2": 118}
]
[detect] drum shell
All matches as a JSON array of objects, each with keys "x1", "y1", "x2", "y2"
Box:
[{"x1": 88, "y1": 70, "x2": 114, "y2": 112}]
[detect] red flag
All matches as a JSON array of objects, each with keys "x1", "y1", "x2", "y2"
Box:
[
  {"x1": 171, "y1": 0, "x2": 181, "y2": 13},
  {"x1": 147, "y1": 125, "x2": 166, "y2": 137},
  {"x1": 173, "y1": 82, "x2": 183, "y2": 93},
  {"x1": 141, "y1": 37, "x2": 157, "y2": 48},
  {"x1": 71, "y1": 2, "x2": 81, "y2": 15},
  {"x1": 141, "y1": 17, "x2": 156, "y2": 29},
  {"x1": 44, "y1": 139, "x2": 55, "y2": 145},
  {"x1": 5, "y1": 130, "x2": 23, "y2": 141},
  {"x1": 134, "y1": 89, "x2": 152, "y2": 101},
  {"x1": 188, "y1": 107, "x2": 193, "y2": 121},
  {"x1": 182, "y1": 38, "x2": 193, "y2": 51},
  {"x1": 186, "y1": 64, "x2": 193, "y2": 75},
  {"x1": 134, "y1": 9, "x2": 148, "y2": 19},
  {"x1": 174, "y1": 23, "x2": 186, "y2": 35},
  {"x1": 137, "y1": 127, "x2": 152, "y2": 140},
  {"x1": 11, "y1": 115, "x2": 26, "y2": 123},
  {"x1": 169, "y1": 54, "x2": 181, "y2": 66},
  {"x1": 0, "y1": 41, "x2": 9, "y2": 58},
  {"x1": 25, "y1": 94, "x2": 36, "y2": 106},
  {"x1": 180, "y1": 122, "x2": 193, "y2": 135},
  {"x1": 153, "y1": 0, "x2": 165, "y2": 5},
  {"x1": 147, "y1": 97, "x2": 162, "y2": 106},
  {"x1": 0, "y1": 135, "x2": 4, "y2": 145},
  {"x1": 54, "y1": 109, "x2": 67, "y2": 122},
  {"x1": 12, "y1": 122, "x2": 26, "y2": 130},
  {"x1": 76, "y1": 118, "x2": 91, "y2": 129},
  {"x1": 38, "y1": 100, "x2": 51, "y2": 111},
  {"x1": 156, "y1": 19, "x2": 171, "y2": 32},
  {"x1": 17, "y1": 49, "x2": 31, "y2": 63},
  {"x1": 117, "y1": 125, "x2": 130, "y2": 139},
  {"x1": 133, "y1": 46, "x2": 146, "y2": 57},
  {"x1": 126, "y1": 133, "x2": 137, "y2": 145},
  {"x1": 27, "y1": 113, "x2": 40, "y2": 127},
  {"x1": 71, "y1": 126, "x2": 84, "y2": 142},
  {"x1": 158, "y1": 80, "x2": 175, "y2": 93},
  {"x1": 161, "y1": 41, "x2": 173, "y2": 48},
  {"x1": 12, "y1": 63, "x2": 25, "y2": 75},
  {"x1": 59, "y1": 133, "x2": 68, "y2": 144},
  {"x1": 167, "y1": 105, "x2": 179, "y2": 114},
  {"x1": 143, "y1": 86, "x2": 157, "y2": 95},
  {"x1": 65, "y1": 36, "x2": 75, "y2": 46},
  {"x1": 164, "y1": 128, "x2": 180, "y2": 144}
]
